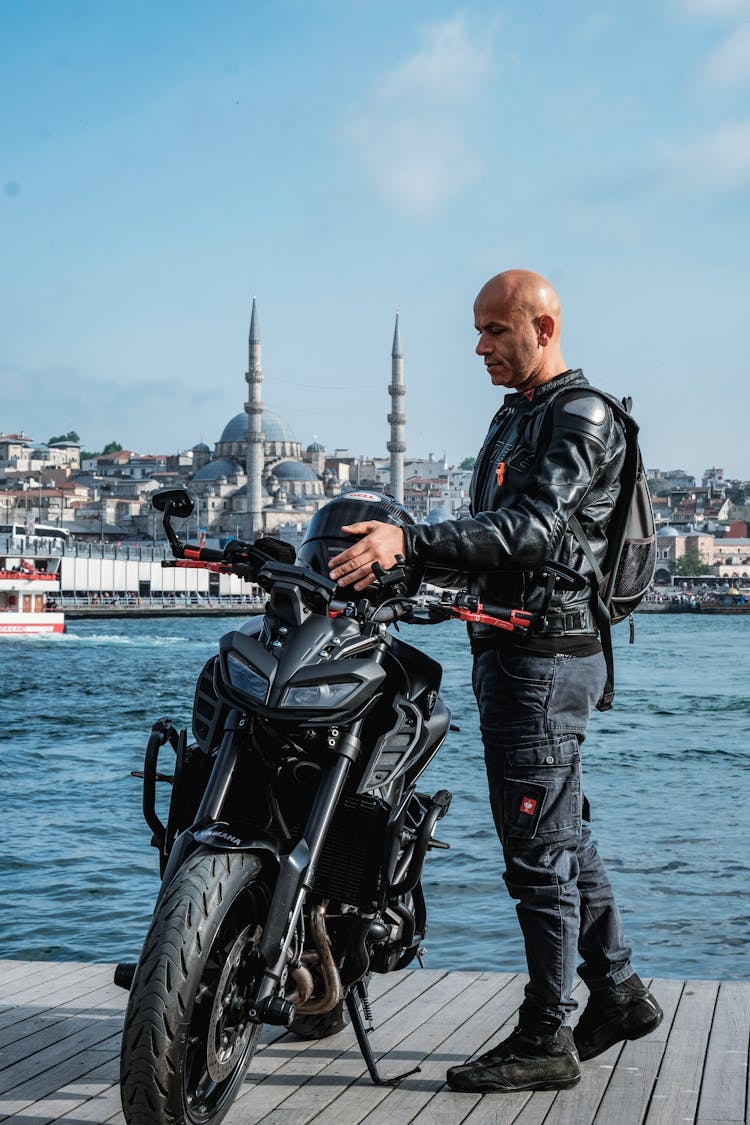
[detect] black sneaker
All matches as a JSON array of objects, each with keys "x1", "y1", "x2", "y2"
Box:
[
  {"x1": 574, "y1": 975, "x2": 663, "y2": 1061},
  {"x1": 446, "y1": 1023, "x2": 580, "y2": 1093}
]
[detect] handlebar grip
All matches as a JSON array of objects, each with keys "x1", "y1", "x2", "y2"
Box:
[
  {"x1": 183, "y1": 544, "x2": 225, "y2": 563},
  {"x1": 476, "y1": 601, "x2": 509, "y2": 619},
  {"x1": 370, "y1": 599, "x2": 414, "y2": 624}
]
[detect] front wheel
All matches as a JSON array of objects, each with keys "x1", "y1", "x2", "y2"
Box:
[{"x1": 120, "y1": 849, "x2": 270, "y2": 1125}]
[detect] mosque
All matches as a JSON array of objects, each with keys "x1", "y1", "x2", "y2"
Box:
[{"x1": 187, "y1": 299, "x2": 405, "y2": 538}]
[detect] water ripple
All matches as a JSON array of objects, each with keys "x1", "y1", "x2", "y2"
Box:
[{"x1": 2, "y1": 613, "x2": 748, "y2": 980}]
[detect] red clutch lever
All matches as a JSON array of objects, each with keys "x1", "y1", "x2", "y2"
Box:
[{"x1": 450, "y1": 604, "x2": 533, "y2": 633}]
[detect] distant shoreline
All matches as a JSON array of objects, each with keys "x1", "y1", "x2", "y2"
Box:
[
  {"x1": 57, "y1": 601, "x2": 750, "y2": 620},
  {"x1": 64, "y1": 604, "x2": 264, "y2": 619}
]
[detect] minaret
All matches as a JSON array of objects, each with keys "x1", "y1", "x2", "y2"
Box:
[
  {"x1": 244, "y1": 297, "x2": 264, "y2": 535},
  {"x1": 387, "y1": 312, "x2": 406, "y2": 503}
]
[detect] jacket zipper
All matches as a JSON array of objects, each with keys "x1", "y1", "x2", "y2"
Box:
[{"x1": 474, "y1": 414, "x2": 524, "y2": 512}]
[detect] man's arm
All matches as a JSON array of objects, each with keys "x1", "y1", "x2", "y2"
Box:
[{"x1": 330, "y1": 393, "x2": 620, "y2": 589}]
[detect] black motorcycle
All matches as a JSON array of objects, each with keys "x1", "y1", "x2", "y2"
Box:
[{"x1": 117, "y1": 487, "x2": 533, "y2": 1125}]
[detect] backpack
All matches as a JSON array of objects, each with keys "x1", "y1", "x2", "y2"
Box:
[{"x1": 565, "y1": 391, "x2": 656, "y2": 710}]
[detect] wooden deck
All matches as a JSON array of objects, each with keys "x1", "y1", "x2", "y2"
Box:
[{"x1": 1, "y1": 961, "x2": 748, "y2": 1124}]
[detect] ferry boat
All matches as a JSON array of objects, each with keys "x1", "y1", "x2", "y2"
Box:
[{"x1": 0, "y1": 555, "x2": 64, "y2": 635}]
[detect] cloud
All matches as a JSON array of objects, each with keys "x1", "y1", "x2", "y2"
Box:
[
  {"x1": 702, "y1": 22, "x2": 750, "y2": 86},
  {"x1": 668, "y1": 119, "x2": 750, "y2": 190},
  {"x1": 344, "y1": 16, "x2": 492, "y2": 217}
]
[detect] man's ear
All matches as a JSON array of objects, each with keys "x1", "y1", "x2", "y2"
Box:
[{"x1": 537, "y1": 314, "x2": 555, "y2": 346}]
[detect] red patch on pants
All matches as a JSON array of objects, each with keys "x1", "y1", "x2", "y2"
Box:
[{"x1": 520, "y1": 796, "x2": 538, "y2": 815}]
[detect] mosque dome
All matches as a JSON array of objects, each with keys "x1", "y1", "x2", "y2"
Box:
[
  {"x1": 192, "y1": 441, "x2": 210, "y2": 452},
  {"x1": 271, "y1": 460, "x2": 319, "y2": 482},
  {"x1": 656, "y1": 525, "x2": 680, "y2": 537},
  {"x1": 192, "y1": 458, "x2": 241, "y2": 482},
  {"x1": 219, "y1": 409, "x2": 297, "y2": 445},
  {"x1": 306, "y1": 440, "x2": 325, "y2": 453}
]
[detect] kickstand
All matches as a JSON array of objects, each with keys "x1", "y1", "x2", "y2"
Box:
[{"x1": 345, "y1": 982, "x2": 421, "y2": 1087}]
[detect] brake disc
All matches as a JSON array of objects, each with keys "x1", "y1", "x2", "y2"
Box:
[{"x1": 206, "y1": 924, "x2": 259, "y2": 1083}]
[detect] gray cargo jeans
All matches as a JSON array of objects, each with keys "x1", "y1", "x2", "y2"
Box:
[{"x1": 472, "y1": 646, "x2": 634, "y2": 1025}]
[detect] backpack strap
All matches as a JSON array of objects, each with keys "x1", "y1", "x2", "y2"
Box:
[
  {"x1": 542, "y1": 386, "x2": 637, "y2": 712},
  {"x1": 569, "y1": 513, "x2": 615, "y2": 711}
]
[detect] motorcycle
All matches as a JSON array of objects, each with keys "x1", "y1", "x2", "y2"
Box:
[{"x1": 116, "y1": 487, "x2": 536, "y2": 1125}]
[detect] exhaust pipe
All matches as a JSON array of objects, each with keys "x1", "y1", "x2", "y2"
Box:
[{"x1": 293, "y1": 901, "x2": 344, "y2": 1015}]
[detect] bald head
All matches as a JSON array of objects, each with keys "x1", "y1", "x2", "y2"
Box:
[
  {"x1": 474, "y1": 269, "x2": 566, "y2": 392},
  {"x1": 476, "y1": 269, "x2": 562, "y2": 325}
]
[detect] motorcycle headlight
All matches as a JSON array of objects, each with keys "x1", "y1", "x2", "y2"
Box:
[
  {"x1": 226, "y1": 652, "x2": 269, "y2": 705},
  {"x1": 281, "y1": 678, "x2": 361, "y2": 709}
]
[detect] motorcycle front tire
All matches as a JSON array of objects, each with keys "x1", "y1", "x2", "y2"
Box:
[{"x1": 120, "y1": 848, "x2": 271, "y2": 1125}]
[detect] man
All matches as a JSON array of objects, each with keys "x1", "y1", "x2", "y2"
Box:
[{"x1": 329, "y1": 269, "x2": 662, "y2": 1093}]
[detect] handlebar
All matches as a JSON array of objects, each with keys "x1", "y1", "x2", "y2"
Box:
[
  {"x1": 152, "y1": 489, "x2": 543, "y2": 635},
  {"x1": 183, "y1": 544, "x2": 225, "y2": 563},
  {"x1": 334, "y1": 591, "x2": 534, "y2": 634}
]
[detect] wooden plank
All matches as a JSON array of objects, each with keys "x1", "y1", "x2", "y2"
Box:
[
  {"x1": 359, "y1": 973, "x2": 525, "y2": 1125},
  {"x1": 2, "y1": 1054, "x2": 119, "y2": 1125},
  {"x1": 0, "y1": 967, "x2": 747, "y2": 1125},
  {"x1": 18, "y1": 1023, "x2": 295, "y2": 1124},
  {"x1": 0, "y1": 1010, "x2": 70, "y2": 1055},
  {"x1": 222, "y1": 970, "x2": 451, "y2": 1124},
  {"x1": 0, "y1": 1033, "x2": 122, "y2": 1119},
  {"x1": 590, "y1": 977, "x2": 683, "y2": 1125},
  {"x1": 644, "y1": 979, "x2": 719, "y2": 1125},
  {"x1": 0, "y1": 1009, "x2": 122, "y2": 1095},
  {"x1": 222, "y1": 969, "x2": 460, "y2": 1124},
  {"x1": 0, "y1": 961, "x2": 45, "y2": 990},
  {"x1": 18, "y1": 970, "x2": 414, "y2": 1124},
  {"x1": 409, "y1": 979, "x2": 594, "y2": 1125},
  {"x1": 0, "y1": 982, "x2": 127, "y2": 1073},
  {"x1": 0, "y1": 965, "x2": 115, "y2": 1030},
  {"x1": 253, "y1": 970, "x2": 479, "y2": 1125},
  {"x1": 0, "y1": 1026, "x2": 121, "y2": 1108},
  {"x1": 215, "y1": 970, "x2": 446, "y2": 1125},
  {"x1": 696, "y1": 981, "x2": 750, "y2": 1124},
  {"x1": 0, "y1": 960, "x2": 101, "y2": 995}
]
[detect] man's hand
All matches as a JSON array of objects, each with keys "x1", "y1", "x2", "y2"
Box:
[{"x1": 328, "y1": 521, "x2": 406, "y2": 590}]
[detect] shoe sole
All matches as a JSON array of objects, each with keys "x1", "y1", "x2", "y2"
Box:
[
  {"x1": 576, "y1": 1006, "x2": 663, "y2": 1062},
  {"x1": 447, "y1": 1073, "x2": 581, "y2": 1093}
]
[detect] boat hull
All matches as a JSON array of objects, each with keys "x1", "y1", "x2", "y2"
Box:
[{"x1": 0, "y1": 613, "x2": 65, "y2": 635}]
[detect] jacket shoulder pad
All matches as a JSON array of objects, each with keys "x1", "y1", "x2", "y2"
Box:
[{"x1": 557, "y1": 391, "x2": 608, "y2": 426}]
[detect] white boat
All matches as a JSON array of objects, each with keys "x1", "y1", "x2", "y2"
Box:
[{"x1": 0, "y1": 556, "x2": 64, "y2": 635}]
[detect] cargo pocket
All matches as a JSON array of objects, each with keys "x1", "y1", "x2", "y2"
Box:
[
  {"x1": 503, "y1": 737, "x2": 581, "y2": 844},
  {"x1": 504, "y1": 779, "x2": 548, "y2": 839}
]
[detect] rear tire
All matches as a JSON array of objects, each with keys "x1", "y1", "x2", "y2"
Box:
[{"x1": 120, "y1": 849, "x2": 270, "y2": 1125}]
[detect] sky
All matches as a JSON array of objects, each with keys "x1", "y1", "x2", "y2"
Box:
[{"x1": 2, "y1": 0, "x2": 749, "y2": 480}]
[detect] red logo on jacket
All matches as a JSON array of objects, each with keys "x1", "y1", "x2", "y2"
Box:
[{"x1": 520, "y1": 796, "x2": 538, "y2": 815}]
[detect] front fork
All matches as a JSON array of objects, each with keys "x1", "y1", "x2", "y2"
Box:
[
  {"x1": 250, "y1": 720, "x2": 363, "y2": 1023},
  {"x1": 158, "y1": 708, "x2": 365, "y2": 1025}
]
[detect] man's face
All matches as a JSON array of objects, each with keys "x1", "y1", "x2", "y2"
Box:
[{"x1": 474, "y1": 287, "x2": 542, "y2": 392}]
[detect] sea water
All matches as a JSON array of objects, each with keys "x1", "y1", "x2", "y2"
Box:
[{"x1": 2, "y1": 614, "x2": 748, "y2": 981}]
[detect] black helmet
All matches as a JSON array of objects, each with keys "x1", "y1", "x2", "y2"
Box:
[{"x1": 297, "y1": 491, "x2": 420, "y2": 602}]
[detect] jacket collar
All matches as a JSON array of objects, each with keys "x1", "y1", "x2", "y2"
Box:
[{"x1": 503, "y1": 368, "x2": 588, "y2": 408}]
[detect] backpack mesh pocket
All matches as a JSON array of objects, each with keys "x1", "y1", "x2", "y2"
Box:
[{"x1": 611, "y1": 537, "x2": 656, "y2": 620}]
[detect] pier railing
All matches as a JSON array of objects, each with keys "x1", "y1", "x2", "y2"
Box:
[{"x1": 56, "y1": 592, "x2": 265, "y2": 609}]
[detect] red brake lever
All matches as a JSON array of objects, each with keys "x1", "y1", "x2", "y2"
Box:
[{"x1": 450, "y1": 605, "x2": 533, "y2": 633}]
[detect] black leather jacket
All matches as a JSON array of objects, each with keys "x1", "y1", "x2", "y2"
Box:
[{"x1": 401, "y1": 370, "x2": 627, "y2": 642}]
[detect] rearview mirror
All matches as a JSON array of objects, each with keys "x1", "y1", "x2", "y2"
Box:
[{"x1": 152, "y1": 488, "x2": 195, "y2": 518}]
